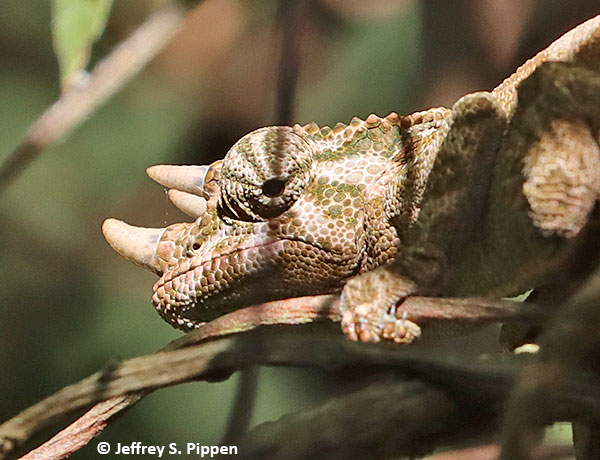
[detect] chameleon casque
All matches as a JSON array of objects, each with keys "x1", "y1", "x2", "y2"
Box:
[{"x1": 103, "y1": 16, "x2": 600, "y2": 343}]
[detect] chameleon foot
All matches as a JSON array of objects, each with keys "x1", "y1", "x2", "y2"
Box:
[
  {"x1": 339, "y1": 268, "x2": 422, "y2": 343},
  {"x1": 341, "y1": 306, "x2": 422, "y2": 343}
]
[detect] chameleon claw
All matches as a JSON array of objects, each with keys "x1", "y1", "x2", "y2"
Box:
[
  {"x1": 388, "y1": 304, "x2": 397, "y2": 318},
  {"x1": 401, "y1": 310, "x2": 408, "y2": 322}
]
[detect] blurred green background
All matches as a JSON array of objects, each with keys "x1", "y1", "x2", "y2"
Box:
[{"x1": 1, "y1": 0, "x2": 599, "y2": 458}]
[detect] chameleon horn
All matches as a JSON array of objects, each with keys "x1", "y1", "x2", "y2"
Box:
[
  {"x1": 146, "y1": 164, "x2": 210, "y2": 197},
  {"x1": 101, "y1": 218, "x2": 166, "y2": 275},
  {"x1": 167, "y1": 189, "x2": 208, "y2": 217}
]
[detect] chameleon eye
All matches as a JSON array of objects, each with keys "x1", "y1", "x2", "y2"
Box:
[
  {"x1": 219, "y1": 126, "x2": 313, "y2": 221},
  {"x1": 192, "y1": 243, "x2": 201, "y2": 250},
  {"x1": 262, "y1": 179, "x2": 286, "y2": 198}
]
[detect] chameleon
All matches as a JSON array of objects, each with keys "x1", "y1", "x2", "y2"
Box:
[{"x1": 103, "y1": 16, "x2": 600, "y2": 343}]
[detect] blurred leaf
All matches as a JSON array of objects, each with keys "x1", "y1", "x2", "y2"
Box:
[{"x1": 51, "y1": 0, "x2": 114, "y2": 91}]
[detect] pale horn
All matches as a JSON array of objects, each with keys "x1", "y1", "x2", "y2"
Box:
[
  {"x1": 101, "y1": 218, "x2": 166, "y2": 275},
  {"x1": 146, "y1": 165, "x2": 210, "y2": 197},
  {"x1": 167, "y1": 189, "x2": 208, "y2": 218}
]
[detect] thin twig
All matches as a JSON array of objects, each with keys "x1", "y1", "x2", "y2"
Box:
[
  {"x1": 275, "y1": 0, "x2": 305, "y2": 125},
  {"x1": 221, "y1": 366, "x2": 259, "y2": 445},
  {"x1": 17, "y1": 395, "x2": 143, "y2": 460},
  {"x1": 0, "y1": 5, "x2": 186, "y2": 195}
]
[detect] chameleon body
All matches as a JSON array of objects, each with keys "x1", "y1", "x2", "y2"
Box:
[{"x1": 103, "y1": 16, "x2": 600, "y2": 342}]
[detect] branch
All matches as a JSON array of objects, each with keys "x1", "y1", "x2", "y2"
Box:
[
  {"x1": 6, "y1": 326, "x2": 600, "y2": 460},
  {"x1": 0, "y1": 295, "x2": 541, "y2": 458},
  {"x1": 241, "y1": 379, "x2": 471, "y2": 460},
  {"x1": 238, "y1": 378, "x2": 577, "y2": 460},
  {"x1": 0, "y1": 5, "x2": 187, "y2": 195},
  {"x1": 426, "y1": 444, "x2": 574, "y2": 460},
  {"x1": 501, "y1": 276, "x2": 600, "y2": 460}
]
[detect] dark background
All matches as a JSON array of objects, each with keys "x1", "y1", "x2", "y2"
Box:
[{"x1": 1, "y1": 1, "x2": 599, "y2": 457}]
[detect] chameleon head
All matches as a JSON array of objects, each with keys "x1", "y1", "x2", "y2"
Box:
[{"x1": 103, "y1": 119, "x2": 403, "y2": 330}]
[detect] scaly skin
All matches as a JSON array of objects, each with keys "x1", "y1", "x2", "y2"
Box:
[
  {"x1": 134, "y1": 110, "x2": 450, "y2": 330},
  {"x1": 103, "y1": 16, "x2": 600, "y2": 341}
]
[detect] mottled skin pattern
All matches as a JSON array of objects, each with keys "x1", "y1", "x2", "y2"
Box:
[
  {"x1": 150, "y1": 111, "x2": 451, "y2": 330},
  {"x1": 104, "y1": 16, "x2": 600, "y2": 342}
]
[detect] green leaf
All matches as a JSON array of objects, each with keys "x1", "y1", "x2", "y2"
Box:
[{"x1": 51, "y1": 0, "x2": 114, "y2": 90}]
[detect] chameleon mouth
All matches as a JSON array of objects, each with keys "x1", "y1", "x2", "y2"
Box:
[
  {"x1": 151, "y1": 237, "x2": 356, "y2": 328},
  {"x1": 158, "y1": 232, "x2": 351, "y2": 288},
  {"x1": 154, "y1": 238, "x2": 288, "y2": 293}
]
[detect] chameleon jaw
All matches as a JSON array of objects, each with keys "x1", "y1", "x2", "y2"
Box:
[{"x1": 151, "y1": 235, "x2": 362, "y2": 330}]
